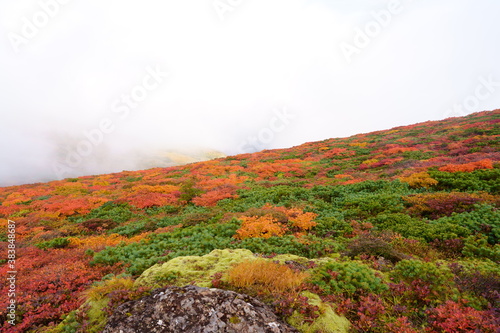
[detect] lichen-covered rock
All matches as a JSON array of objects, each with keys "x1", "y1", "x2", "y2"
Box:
[
  {"x1": 128, "y1": 249, "x2": 349, "y2": 332},
  {"x1": 103, "y1": 285, "x2": 300, "y2": 333}
]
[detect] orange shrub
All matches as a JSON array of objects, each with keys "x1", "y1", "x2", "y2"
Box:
[
  {"x1": 234, "y1": 205, "x2": 318, "y2": 239},
  {"x1": 438, "y1": 159, "x2": 494, "y2": 172},
  {"x1": 68, "y1": 234, "x2": 128, "y2": 250},
  {"x1": 285, "y1": 208, "x2": 317, "y2": 231},
  {"x1": 130, "y1": 184, "x2": 180, "y2": 194},
  {"x1": 234, "y1": 215, "x2": 286, "y2": 239},
  {"x1": 334, "y1": 174, "x2": 354, "y2": 180},
  {"x1": 43, "y1": 197, "x2": 109, "y2": 216},
  {"x1": 227, "y1": 260, "x2": 309, "y2": 295},
  {"x1": 2, "y1": 192, "x2": 31, "y2": 206},
  {"x1": 195, "y1": 173, "x2": 248, "y2": 190},
  {"x1": 0, "y1": 205, "x2": 23, "y2": 217},
  {"x1": 123, "y1": 192, "x2": 179, "y2": 208}
]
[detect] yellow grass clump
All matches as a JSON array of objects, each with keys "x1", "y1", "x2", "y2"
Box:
[{"x1": 228, "y1": 259, "x2": 309, "y2": 295}]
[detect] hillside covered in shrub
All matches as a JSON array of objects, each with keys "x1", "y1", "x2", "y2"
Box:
[{"x1": 1, "y1": 110, "x2": 499, "y2": 332}]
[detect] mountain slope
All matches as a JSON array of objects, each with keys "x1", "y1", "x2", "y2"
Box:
[{"x1": 1, "y1": 110, "x2": 499, "y2": 332}]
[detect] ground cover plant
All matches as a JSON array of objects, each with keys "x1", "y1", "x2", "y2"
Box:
[{"x1": 1, "y1": 110, "x2": 499, "y2": 332}]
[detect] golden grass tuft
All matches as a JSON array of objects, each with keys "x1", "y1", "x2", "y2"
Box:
[
  {"x1": 227, "y1": 259, "x2": 309, "y2": 295},
  {"x1": 80, "y1": 277, "x2": 135, "y2": 303}
]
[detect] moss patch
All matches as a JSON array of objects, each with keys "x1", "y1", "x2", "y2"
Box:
[
  {"x1": 288, "y1": 291, "x2": 350, "y2": 333},
  {"x1": 135, "y1": 249, "x2": 336, "y2": 289},
  {"x1": 273, "y1": 253, "x2": 337, "y2": 266}
]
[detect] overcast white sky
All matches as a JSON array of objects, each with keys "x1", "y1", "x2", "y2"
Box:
[{"x1": 0, "y1": 0, "x2": 499, "y2": 186}]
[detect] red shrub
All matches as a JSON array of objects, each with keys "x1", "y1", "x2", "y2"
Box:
[
  {"x1": 0, "y1": 247, "x2": 117, "y2": 332},
  {"x1": 122, "y1": 192, "x2": 180, "y2": 208},
  {"x1": 426, "y1": 300, "x2": 498, "y2": 333},
  {"x1": 192, "y1": 185, "x2": 237, "y2": 207},
  {"x1": 403, "y1": 192, "x2": 494, "y2": 219}
]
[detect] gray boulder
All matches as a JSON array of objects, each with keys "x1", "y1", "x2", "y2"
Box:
[{"x1": 103, "y1": 285, "x2": 300, "y2": 333}]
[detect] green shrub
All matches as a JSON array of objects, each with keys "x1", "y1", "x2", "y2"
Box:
[
  {"x1": 237, "y1": 235, "x2": 342, "y2": 258},
  {"x1": 125, "y1": 176, "x2": 143, "y2": 182},
  {"x1": 368, "y1": 213, "x2": 424, "y2": 236},
  {"x1": 34, "y1": 195, "x2": 52, "y2": 201},
  {"x1": 429, "y1": 169, "x2": 500, "y2": 194},
  {"x1": 91, "y1": 222, "x2": 239, "y2": 275},
  {"x1": 311, "y1": 216, "x2": 351, "y2": 237},
  {"x1": 237, "y1": 185, "x2": 313, "y2": 207},
  {"x1": 310, "y1": 261, "x2": 388, "y2": 295},
  {"x1": 36, "y1": 237, "x2": 70, "y2": 250},
  {"x1": 435, "y1": 205, "x2": 500, "y2": 245},
  {"x1": 311, "y1": 181, "x2": 411, "y2": 221},
  {"x1": 462, "y1": 235, "x2": 500, "y2": 262},
  {"x1": 368, "y1": 213, "x2": 471, "y2": 242},
  {"x1": 156, "y1": 215, "x2": 183, "y2": 228},
  {"x1": 341, "y1": 193, "x2": 405, "y2": 219},
  {"x1": 393, "y1": 259, "x2": 449, "y2": 280},
  {"x1": 109, "y1": 221, "x2": 149, "y2": 237},
  {"x1": 91, "y1": 219, "x2": 343, "y2": 276},
  {"x1": 402, "y1": 150, "x2": 435, "y2": 160},
  {"x1": 144, "y1": 205, "x2": 180, "y2": 216},
  {"x1": 424, "y1": 221, "x2": 471, "y2": 242},
  {"x1": 312, "y1": 181, "x2": 411, "y2": 205},
  {"x1": 70, "y1": 202, "x2": 133, "y2": 224},
  {"x1": 391, "y1": 259, "x2": 456, "y2": 299}
]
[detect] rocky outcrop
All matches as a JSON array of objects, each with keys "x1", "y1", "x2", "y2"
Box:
[
  {"x1": 103, "y1": 285, "x2": 300, "y2": 333},
  {"x1": 134, "y1": 248, "x2": 322, "y2": 289}
]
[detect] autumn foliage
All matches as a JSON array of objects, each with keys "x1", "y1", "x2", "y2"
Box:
[
  {"x1": 438, "y1": 159, "x2": 494, "y2": 173},
  {"x1": 426, "y1": 300, "x2": 499, "y2": 332},
  {"x1": 228, "y1": 260, "x2": 309, "y2": 295},
  {"x1": 235, "y1": 215, "x2": 287, "y2": 239},
  {"x1": 234, "y1": 204, "x2": 317, "y2": 239},
  {"x1": 400, "y1": 172, "x2": 438, "y2": 188},
  {"x1": 0, "y1": 110, "x2": 499, "y2": 332},
  {"x1": 404, "y1": 191, "x2": 496, "y2": 219}
]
